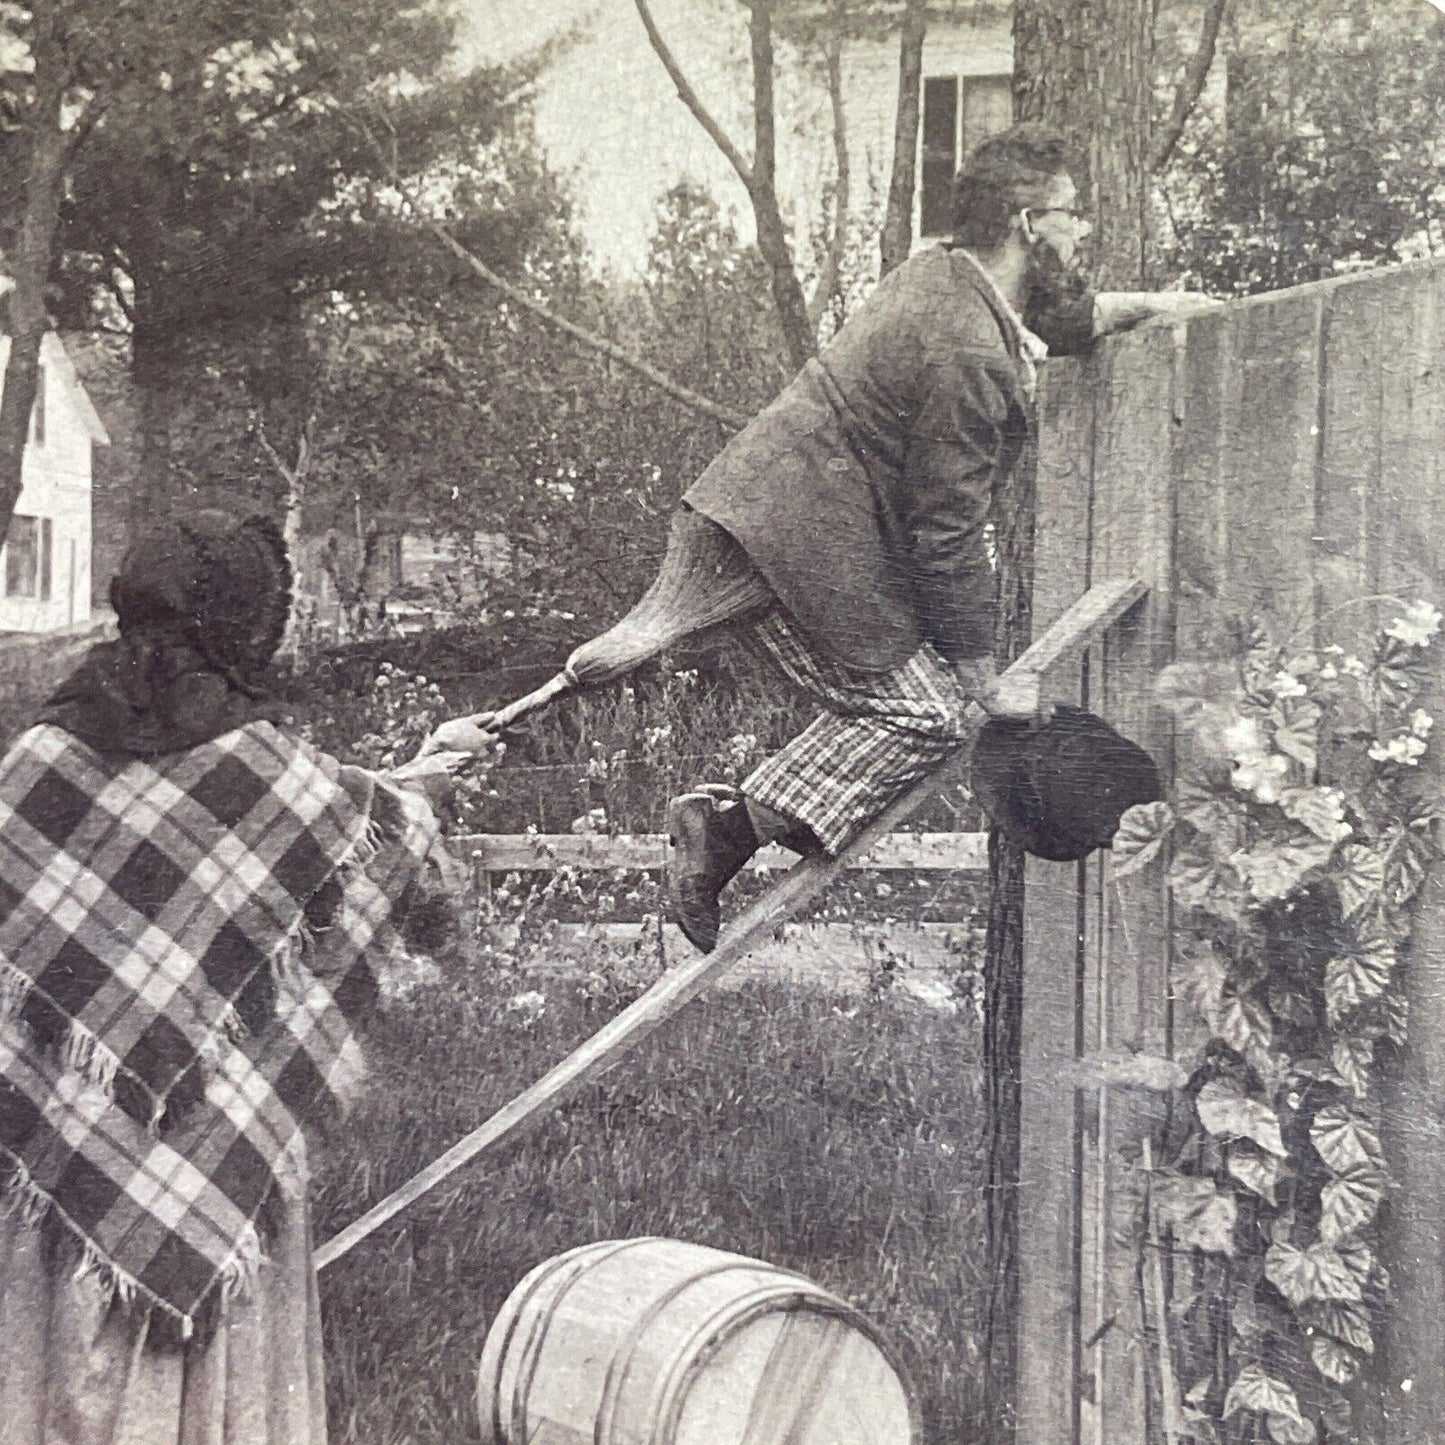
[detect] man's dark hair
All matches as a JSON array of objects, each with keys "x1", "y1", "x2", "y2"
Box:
[{"x1": 952, "y1": 123, "x2": 1080, "y2": 251}]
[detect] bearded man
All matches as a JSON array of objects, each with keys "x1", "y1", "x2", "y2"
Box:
[{"x1": 649, "y1": 123, "x2": 1218, "y2": 951}]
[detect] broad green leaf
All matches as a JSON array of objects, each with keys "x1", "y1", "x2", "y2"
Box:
[
  {"x1": 1320, "y1": 1163, "x2": 1389, "y2": 1245},
  {"x1": 1273, "y1": 697, "x2": 1323, "y2": 770},
  {"x1": 1335, "y1": 1238, "x2": 1377, "y2": 1290},
  {"x1": 1229, "y1": 1143, "x2": 1290, "y2": 1204},
  {"x1": 1266, "y1": 1239, "x2": 1365, "y2": 1305},
  {"x1": 1324, "y1": 940, "x2": 1394, "y2": 1024},
  {"x1": 1310, "y1": 1336, "x2": 1362, "y2": 1386},
  {"x1": 1299, "y1": 1299, "x2": 1375, "y2": 1355},
  {"x1": 1232, "y1": 838, "x2": 1335, "y2": 903},
  {"x1": 1333, "y1": 844, "x2": 1385, "y2": 919},
  {"x1": 1382, "y1": 826, "x2": 1433, "y2": 908},
  {"x1": 1312, "y1": 1105, "x2": 1385, "y2": 1174},
  {"x1": 1170, "y1": 847, "x2": 1245, "y2": 923},
  {"x1": 1111, "y1": 800, "x2": 1175, "y2": 878},
  {"x1": 1382, "y1": 990, "x2": 1408, "y2": 1047},
  {"x1": 1197, "y1": 1078, "x2": 1287, "y2": 1156},
  {"x1": 1280, "y1": 786, "x2": 1353, "y2": 844},
  {"x1": 1224, "y1": 1364, "x2": 1309, "y2": 1428},
  {"x1": 1330, "y1": 1035, "x2": 1374, "y2": 1098},
  {"x1": 1269, "y1": 1413, "x2": 1319, "y2": 1445},
  {"x1": 1176, "y1": 775, "x2": 1248, "y2": 849},
  {"x1": 1155, "y1": 1175, "x2": 1238, "y2": 1256},
  {"x1": 1217, "y1": 994, "x2": 1279, "y2": 1080},
  {"x1": 1178, "y1": 939, "x2": 1230, "y2": 1028},
  {"x1": 1376, "y1": 636, "x2": 1432, "y2": 707}
]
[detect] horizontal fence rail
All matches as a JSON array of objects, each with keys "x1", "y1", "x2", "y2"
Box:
[{"x1": 453, "y1": 831, "x2": 990, "y2": 874}]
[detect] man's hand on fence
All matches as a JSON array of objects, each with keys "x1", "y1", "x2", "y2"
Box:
[
  {"x1": 1093, "y1": 290, "x2": 1224, "y2": 336},
  {"x1": 954, "y1": 657, "x2": 1044, "y2": 719}
]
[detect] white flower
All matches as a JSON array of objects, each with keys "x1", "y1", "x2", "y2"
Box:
[
  {"x1": 1318, "y1": 663, "x2": 1339, "y2": 681},
  {"x1": 1411, "y1": 708, "x2": 1434, "y2": 738},
  {"x1": 1232, "y1": 752, "x2": 1291, "y2": 803},
  {"x1": 505, "y1": 990, "x2": 547, "y2": 1025},
  {"x1": 1369, "y1": 734, "x2": 1428, "y2": 766},
  {"x1": 1272, "y1": 670, "x2": 1307, "y2": 699},
  {"x1": 1385, "y1": 601, "x2": 1442, "y2": 648},
  {"x1": 1223, "y1": 715, "x2": 1269, "y2": 761},
  {"x1": 1341, "y1": 655, "x2": 1368, "y2": 678}
]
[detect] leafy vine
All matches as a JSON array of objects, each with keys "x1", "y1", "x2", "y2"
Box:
[{"x1": 1113, "y1": 600, "x2": 1443, "y2": 1443}]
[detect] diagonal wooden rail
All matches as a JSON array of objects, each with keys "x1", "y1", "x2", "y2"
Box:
[{"x1": 315, "y1": 576, "x2": 1146, "y2": 1271}]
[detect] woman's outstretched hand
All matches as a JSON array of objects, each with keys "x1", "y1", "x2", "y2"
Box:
[{"x1": 419, "y1": 712, "x2": 505, "y2": 757}]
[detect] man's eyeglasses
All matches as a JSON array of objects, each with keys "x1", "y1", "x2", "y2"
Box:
[{"x1": 1022, "y1": 205, "x2": 1087, "y2": 225}]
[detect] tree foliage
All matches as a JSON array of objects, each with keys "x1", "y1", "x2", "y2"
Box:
[{"x1": 1159, "y1": 0, "x2": 1445, "y2": 295}]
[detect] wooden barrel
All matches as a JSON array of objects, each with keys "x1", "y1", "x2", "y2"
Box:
[{"x1": 477, "y1": 1237, "x2": 916, "y2": 1445}]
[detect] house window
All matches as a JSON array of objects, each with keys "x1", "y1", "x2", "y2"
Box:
[
  {"x1": 30, "y1": 366, "x2": 45, "y2": 449},
  {"x1": 4, "y1": 515, "x2": 53, "y2": 600},
  {"x1": 920, "y1": 73, "x2": 1014, "y2": 238}
]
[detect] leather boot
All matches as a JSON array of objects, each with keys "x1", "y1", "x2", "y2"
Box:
[{"x1": 666, "y1": 792, "x2": 761, "y2": 953}]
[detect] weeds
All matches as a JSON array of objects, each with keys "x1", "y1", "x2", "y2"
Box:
[{"x1": 315, "y1": 949, "x2": 992, "y2": 1444}]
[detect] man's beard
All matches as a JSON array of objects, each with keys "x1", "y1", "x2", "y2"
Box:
[{"x1": 1021, "y1": 235, "x2": 1093, "y2": 355}]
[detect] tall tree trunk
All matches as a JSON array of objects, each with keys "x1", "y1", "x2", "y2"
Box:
[
  {"x1": 130, "y1": 306, "x2": 178, "y2": 533},
  {"x1": 745, "y1": 0, "x2": 816, "y2": 373},
  {"x1": 807, "y1": 23, "x2": 850, "y2": 332},
  {"x1": 1014, "y1": 0, "x2": 1156, "y2": 288},
  {"x1": 878, "y1": 0, "x2": 926, "y2": 280},
  {"x1": 981, "y1": 6, "x2": 1156, "y2": 1438},
  {"x1": 0, "y1": 45, "x2": 65, "y2": 545}
]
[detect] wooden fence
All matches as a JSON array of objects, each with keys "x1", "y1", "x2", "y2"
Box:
[{"x1": 1017, "y1": 258, "x2": 1445, "y2": 1444}]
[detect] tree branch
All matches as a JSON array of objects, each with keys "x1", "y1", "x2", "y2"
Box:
[
  {"x1": 807, "y1": 24, "x2": 850, "y2": 330},
  {"x1": 879, "y1": 0, "x2": 926, "y2": 279},
  {"x1": 633, "y1": 0, "x2": 754, "y2": 189},
  {"x1": 351, "y1": 115, "x2": 750, "y2": 431},
  {"x1": 1149, "y1": 0, "x2": 1230, "y2": 173}
]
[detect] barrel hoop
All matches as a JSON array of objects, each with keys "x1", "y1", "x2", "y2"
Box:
[
  {"x1": 650, "y1": 1286, "x2": 844, "y2": 1445},
  {"x1": 594, "y1": 1259, "x2": 765, "y2": 1445},
  {"x1": 494, "y1": 1237, "x2": 661, "y2": 1445},
  {"x1": 653, "y1": 1287, "x2": 921, "y2": 1445}
]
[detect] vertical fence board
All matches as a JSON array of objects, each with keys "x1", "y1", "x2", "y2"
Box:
[
  {"x1": 1018, "y1": 357, "x2": 1097, "y2": 1445},
  {"x1": 1316, "y1": 274, "x2": 1387, "y2": 646},
  {"x1": 1033, "y1": 358, "x2": 1099, "y2": 634},
  {"x1": 1375, "y1": 265, "x2": 1445, "y2": 1444},
  {"x1": 1086, "y1": 327, "x2": 1179, "y2": 1441},
  {"x1": 1171, "y1": 310, "x2": 1232, "y2": 1078},
  {"x1": 1221, "y1": 295, "x2": 1324, "y2": 635}
]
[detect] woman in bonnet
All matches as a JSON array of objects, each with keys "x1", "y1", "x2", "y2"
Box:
[{"x1": 0, "y1": 511, "x2": 455, "y2": 1444}]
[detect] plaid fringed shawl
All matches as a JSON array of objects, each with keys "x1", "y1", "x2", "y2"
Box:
[{"x1": 0, "y1": 721, "x2": 439, "y2": 1336}]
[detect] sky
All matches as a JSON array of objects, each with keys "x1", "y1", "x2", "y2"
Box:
[{"x1": 462, "y1": 0, "x2": 764, "y2": 276}]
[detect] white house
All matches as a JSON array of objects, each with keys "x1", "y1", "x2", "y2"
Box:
[
  {"x1": 472, "y1": 1, "x2": 1015, "y2": 275},
  {"x1": 0, "y1": 333, "x2": 110, "y2": 633}
]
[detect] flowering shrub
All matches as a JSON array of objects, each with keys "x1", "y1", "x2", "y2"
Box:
[{"x1": 1114, "y1": 602, "x2": 1443, "y2": 1442}]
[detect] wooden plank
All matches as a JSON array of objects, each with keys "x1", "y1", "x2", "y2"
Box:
[
  {"x1": 1017, "y1": 355, "x2": 1100, "y2": 1445},
  {"x1": 1374, "y1": 263, "x2": 1445, "y2": 1443},
  {"x1": 1085, "y1": 325, "x2": 1180, "y2": 1441},
  {"x1": 1316, "y1": 272, "x2": 1388, "y2": 649},
  {"x1": 1032, "y1": 356, "x2": 1100, "y2": 638},
  {"x1": 1219, "y1": 291, "x2": 1324, "y2": 635},
  {"x1": 317, "y1": 584, "x2": 1140, "y2": 1273},
  {"x1": 457, "y1": 831, "x2": 991, "y2": 874}
]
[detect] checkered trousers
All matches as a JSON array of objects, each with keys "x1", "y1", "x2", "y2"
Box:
[
  {"x1": 0, "y1": 722, "x2": 437, "y2": 1334},
  {"x1": 740, "y1": 609, "x2": 974, "y2": 855}
]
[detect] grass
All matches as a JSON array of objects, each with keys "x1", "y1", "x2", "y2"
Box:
[{"x1": 313, "y1": 948, "x2": 993, "y2": 1444}]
